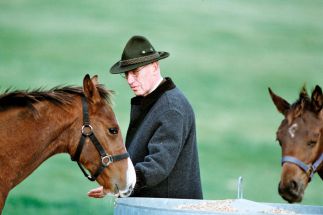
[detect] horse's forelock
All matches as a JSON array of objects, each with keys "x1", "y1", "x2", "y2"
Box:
[
  {"x1": 299, "y1": 85, "x2": 309, "y2": 100},
  {"x1": 96, "y1": 84, "x2": 114, "y2": 105},
  {"x1": 286, "y1": 94, "x2": 313, "y2": 125}
]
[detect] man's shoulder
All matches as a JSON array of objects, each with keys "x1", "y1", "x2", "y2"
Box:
[{"x1": 159, "y1": 87, "x2": 193, "y2": 113}]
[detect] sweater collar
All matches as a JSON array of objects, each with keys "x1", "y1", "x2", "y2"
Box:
[{"x1": 131, "y1": 77, "x2": 176, "y2": 110}]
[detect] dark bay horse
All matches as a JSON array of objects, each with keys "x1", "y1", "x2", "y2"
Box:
[
  {"x1": 0, "y1": 74, "x2": 136, "y2": 213},
  {"x1": 269, "y1": 85, "x2": 323, "y2": 203}
]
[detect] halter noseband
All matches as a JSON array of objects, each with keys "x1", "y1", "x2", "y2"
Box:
[
  {"x1": 281, "y1": 153, "x2": 323, "y2": 181},
  {"x1": 71, "y1": 96, "x2": 129, "y2": 181}
]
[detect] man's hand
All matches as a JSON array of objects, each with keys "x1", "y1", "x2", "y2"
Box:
[{"x1": 87, "y1": 186, "x2": 107, "y2": 198}]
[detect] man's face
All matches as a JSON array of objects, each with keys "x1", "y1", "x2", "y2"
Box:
[{"x1": 124, "y1": 63, "x2": 156, "y2": 96}]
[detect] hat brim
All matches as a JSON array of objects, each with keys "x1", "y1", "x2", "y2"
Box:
[{"x1": 109, "y1": 51, "x2": 169, "y2": 74}]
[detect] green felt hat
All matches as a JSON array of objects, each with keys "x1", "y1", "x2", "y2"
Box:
[{"x1": 110, "y1": 35, "x2": 169, "y2": 74}]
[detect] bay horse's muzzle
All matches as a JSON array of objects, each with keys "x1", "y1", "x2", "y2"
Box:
[
  {"x1": 278, "y1": 154, "x2": 323, "y2": 203},
  {"x1": 278, "y1": 179, "x2": 303, "y2": 203}
]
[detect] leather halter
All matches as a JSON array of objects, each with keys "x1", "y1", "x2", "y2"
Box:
[
  {"x1": 281, "y1": 153, "x2": 323, "y2": 181},
  {"x1": 71, "y1": 96, "x2": 129, "y2": 181}
]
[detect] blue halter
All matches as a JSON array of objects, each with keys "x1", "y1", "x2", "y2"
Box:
[{"x1": 281, "y1": 153, "x2": 323, "y2": 181}]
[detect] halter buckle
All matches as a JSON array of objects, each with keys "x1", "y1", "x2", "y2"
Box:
[{"x1": 306, "y1": 165, "x2": 314, "y2": 177}]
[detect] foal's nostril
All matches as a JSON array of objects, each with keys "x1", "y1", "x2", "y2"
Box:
[{"x1": 118, "y1": 184, "x2": 134, "y2": 197}]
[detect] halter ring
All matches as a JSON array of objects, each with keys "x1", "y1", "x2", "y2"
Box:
[
  {"x1": 102, "y1": 155, "x2": 113, "y2": 167},
  {"x1": 82, "y1": 124, "x2": 93, "y2": 136}
]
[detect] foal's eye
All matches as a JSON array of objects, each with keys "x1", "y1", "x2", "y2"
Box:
[{"x1": 108, "y1": 127, "x2": 119, "y2": 135}]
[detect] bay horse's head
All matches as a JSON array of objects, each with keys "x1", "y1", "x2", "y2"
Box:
[
  {"x1": 269, "y1": 85, "x2": 323, "y2": 203},
  {"x1": 71, "y1": 74, "x2": 136, "y2": 197}
]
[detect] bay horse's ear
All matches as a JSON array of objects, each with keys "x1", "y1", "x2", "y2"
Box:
[
  {"x1": 83, "y1": 74, "x2": 101, "y2": 104},
  {"x1": 311, "y1": 85, "x2": 323, "y2": 112},
  {"x1": 268, "y1": 87, "x2": 290, "y2": 115}
]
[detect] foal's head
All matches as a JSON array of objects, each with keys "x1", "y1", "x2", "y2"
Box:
[
  {"x1": 269, "y1": 85, "x2": 323, "y2": 203},
  {"x1": 73, "y1": 75, "x2": 136, "y2": 197}
]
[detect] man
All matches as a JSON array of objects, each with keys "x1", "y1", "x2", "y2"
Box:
[{"x1": 88, "y1": 35, "x2": 203, "y2": 199}]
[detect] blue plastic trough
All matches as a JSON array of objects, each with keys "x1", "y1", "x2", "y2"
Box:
[{"x1": 114, "y1": 198, "x2": 323, "y2": 215}]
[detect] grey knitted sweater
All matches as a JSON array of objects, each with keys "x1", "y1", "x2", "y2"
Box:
[{"x1": 126, "y1": 77, "x2": 203, "y2": 199}]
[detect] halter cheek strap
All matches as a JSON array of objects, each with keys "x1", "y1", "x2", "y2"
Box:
[{"x1": 281, "y1": 153, "x2": 323, "y2": 181}]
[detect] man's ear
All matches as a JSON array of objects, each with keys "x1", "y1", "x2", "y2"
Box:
[{"x1": 152, "y1": 61, "x2": 160, "y2": 76}]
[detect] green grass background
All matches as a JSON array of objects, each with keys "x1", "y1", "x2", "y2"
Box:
[{"x1": 1, "y1": 0, "x2": 323, "y2": 214}]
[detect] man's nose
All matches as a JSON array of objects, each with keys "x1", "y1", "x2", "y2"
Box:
[{"x1": 127, "y1": 74, "x2": 135, "y2": 84}]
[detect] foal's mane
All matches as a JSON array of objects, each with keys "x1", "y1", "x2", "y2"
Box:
[{"x1": 0, "y1": 85, "x2": 113, "y2": 113}]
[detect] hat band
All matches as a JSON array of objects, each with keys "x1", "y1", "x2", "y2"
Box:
[{"x1": 120, "y1": 52, "x2": 160, "y2": 66}]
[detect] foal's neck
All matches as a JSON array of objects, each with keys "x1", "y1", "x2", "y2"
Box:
[{"x1": 1, "y1": 100, "x2": 81, "y2": 189}]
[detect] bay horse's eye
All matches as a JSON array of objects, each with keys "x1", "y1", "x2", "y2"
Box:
[
  {"x1": 307, "y1": 140, "x2": 317, "y2": 147},
  {"x1": 108, "y1": 127, "x2": 119, "y2": 135}
]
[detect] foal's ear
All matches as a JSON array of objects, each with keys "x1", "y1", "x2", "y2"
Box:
[
  {"x1": 91, "y1": 75, "x2": 99, "y2": 85},
  {"x1": 311, "y1": 85, "x2": 323, "y2": 112},
  {"x1": 268, "y1": 87, "x2": 290, "y2": 115},
  {"x1": 83, "y1": 74, "x2": 101, "y2": 104}
]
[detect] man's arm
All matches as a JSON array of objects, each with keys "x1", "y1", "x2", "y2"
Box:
[{"x1": 134, "y1": 109, "x2": 185, "y2": 188}]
